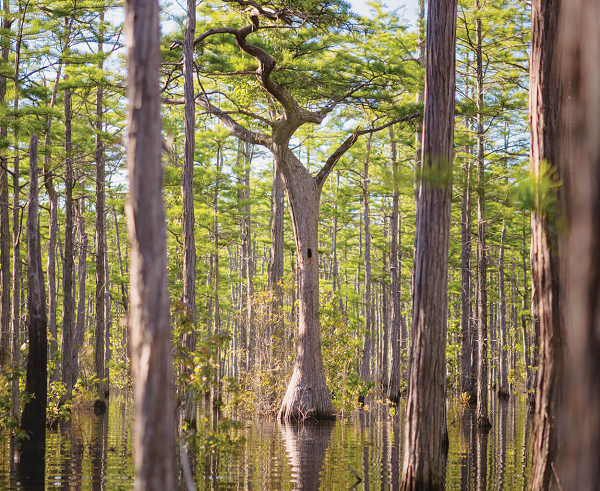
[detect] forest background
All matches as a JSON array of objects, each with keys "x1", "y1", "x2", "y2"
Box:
[{"x1": 0, "y1": 0, "x2": 535, "y2": 459}]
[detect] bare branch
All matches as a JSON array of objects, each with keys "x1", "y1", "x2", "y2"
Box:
[
  {"x1": 162, "y1": 95, "x2": 272, "y2": 147},
  {"x1": 315, "y1": 112, "x2": 421, "y2": 187}
]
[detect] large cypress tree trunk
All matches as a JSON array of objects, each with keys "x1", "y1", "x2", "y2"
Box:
[
  {"x1": 560, "y1": 1, "x2": 600, "y2": 487},
  {"x1": 124, "y1": 0, "x2": 176, "y2": 487},
  {"x1": 475, "y1": 0, "x2": 490, "y2": 429},
  {"x1": 268, "y1": 159, "x2": 284, "y2": 302},
  {"x1": 278, "y1": 150, "x2": 334, "y2": 422},
  {"x1": 529, "y1": 0, "x2": 564, "y2": 488},
  {"x1": 20, "y1": 135, "x2": 47, "y2": 460},
  {"x1": 400, "y1": 0, "x2": 457, "y2": 488}
]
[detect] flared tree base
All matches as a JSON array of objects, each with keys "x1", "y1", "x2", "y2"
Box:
[{"x1": 278, "y1": 367, "x2": 335, "y2": 422}]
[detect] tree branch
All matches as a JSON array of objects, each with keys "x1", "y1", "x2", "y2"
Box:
[
  {"x1": 315, "y1": 112, "x2": 421, "y2": 187},
  {"x1": 162, "y1": 95, "x2": 272, "y2": 147}
]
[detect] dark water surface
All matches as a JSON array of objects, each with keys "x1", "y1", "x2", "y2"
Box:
[{"x1": 0, "y1": 392, "x2": 531, "y2": 490}]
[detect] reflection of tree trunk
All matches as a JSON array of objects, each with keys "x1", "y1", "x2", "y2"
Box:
[
  {"x1": 475, "y1": 428, "x2": 488, "y2": 491},
  {"x1": 280, "y1": 422, "x2": 334, "y2": 491},
  {"x1": 521, "y1": 412, "x2": 532, "y2": 491},
  {"x1": 91, "y1": 411, "x2": 105, "y2": 491},
  {"x1": 498, "y1": 400, "x2": 508, "y2": 488},
  {"x1": 460, "y1": 408, "x2": 475, "y2": 490},
  {"x1": 381, "y1": 417, "x2": 389, "y2": 491}
]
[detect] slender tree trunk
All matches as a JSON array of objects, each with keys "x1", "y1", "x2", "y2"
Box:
[
  {"x1": 0, "y1": 1, "x2": 10, "y2": 367},
  {"x1": 560, "y1": 2, "x2": 600, "y2": 487},
  {"x1": 61, "y1": 75, "x2": 76, "y2": 403},
  {"x1": 461, "y1": 146, "x2": 475, "y2": 401},
  {"x1": 382, "y1": 225, "x2": 390, "y2": 392},
  {"x1": 498, "y1": 223, "x2": 509, "y2": 398},
  {"x1": 124, "y1": 0, "x2": 176, "y2": 487},
  {"x1": 212, "y1": 145, "x2": 221, "y2": 404},
  {"x1": 475, "y1": 0, "x2": 491, "y2": 429},
  {"x1": 360, "y1": 134, "x2": 373, "y2": 392},
  {"x1": 94, "y1": 11, "x2": 107, "y2": 404},
  {"x1": 42, "y1": 62, "x2": 64, "y2": 384},
  {"x1": 73, "y1": 197, "x2": 87, "y2": 387},
  {"x1": 388, "y1": 126, "x2": 403, "y2": 404},
  {"x1": 104, "y1": 243, "x2": 111, "y2": 392},
  {"x1": 10, "y1": 10, "x2": 23, "y2": 419},
  {"x1": 20, "y1": 135, "x2": 47, "y2": 459},
  {"x1": 181, "y1": 0, "x2": 197, "y2": 424},
  {"x1": 400, "y1": 0, "x2": 457, "y2": 488},
  {"x1": 529, "y1": 1, "x2": 564, "y2": 488}
]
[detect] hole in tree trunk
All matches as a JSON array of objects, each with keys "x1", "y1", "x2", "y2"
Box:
[{"x1": 307, "y1": 248, "x2": 312, "y2": 258}]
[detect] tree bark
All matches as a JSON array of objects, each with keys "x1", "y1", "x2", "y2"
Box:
[
  {"x1": 0, "y1": 1, "x2": 10, "y2": 367},
  {"x1": 268, "y1": 158, "x2": 284, "y2": 302},
  {"x1": 10, "y1": 10, "x2": 23, "y2": 419},
  {"x1": 359, "y1": 134, "x2": 373, "y2": 391},
  {"x1": 475, "y1": 0, "x2": 490, "y2": 429},
  {"x1": 498, "y1": 223, "x2": 509, "y2": 398},
  {"x1": 529, "y1": 0, "x2": 564, "y2": 488},
  {"x1": 400, "y1": 0, "x2": 457, "y2": 488},
  {"x1": 124, "y1": 0, "x2": 177, "y2": 488},
  {"x1": 94, "y1": 10, "x2": 107, "y2": 404},
  {"x1": 558, "y1": 1, "x2": 600, "y2": 489},
  {"x1": 181, "y1": 0, "x2": 197, "y2": 423},
  {"x1": 73, "y1": 196, "x2": 87, "y2": 387},
  {"x1": 278, "y1": 149, "x2": 334, "y2": 421},
  {"x1": 61, "y1": 75, "x2": 76, "y2": 403},
  {"x1": 20, "y1": 135, "x2": 47, "y2": 458},
  {"x1": 460, "y1": 145, "x2": 475, "y2": 401},
  {"x1": 42, "y1": 63, "x2": 64, "y2": 384},
  {"x1": 388, "y1": 126, "x2": 403, "y2": 404},
  {"x1": 382, "y1": 225, "x2": 390, "y2": 392}
]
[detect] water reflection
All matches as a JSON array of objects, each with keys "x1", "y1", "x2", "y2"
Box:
[
  {"x1": 281, "y1": 421, "x2": 334, "y2": 490},
  {"x1": 0, "y1": 392, "x2": 532, "y2": 490}
]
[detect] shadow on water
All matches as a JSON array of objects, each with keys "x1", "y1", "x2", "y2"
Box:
[{"x1": 0, "y1": 391, "x2": 532, "y2": 490}]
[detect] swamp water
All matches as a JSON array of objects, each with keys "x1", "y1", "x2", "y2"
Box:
[{"x1": 0, "y1": 392, "x2": 532, "y2": 490}]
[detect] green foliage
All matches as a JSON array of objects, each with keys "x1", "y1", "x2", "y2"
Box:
[
  {"x1": 46, "y1": 381, "x2": 71, "y2": 427},
  {"x1": 0, "y1": 369, "x2": 18, "y2": 433},
  {"x1": 320, "y1": 290, "x2": 365, "y2": 412}
]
